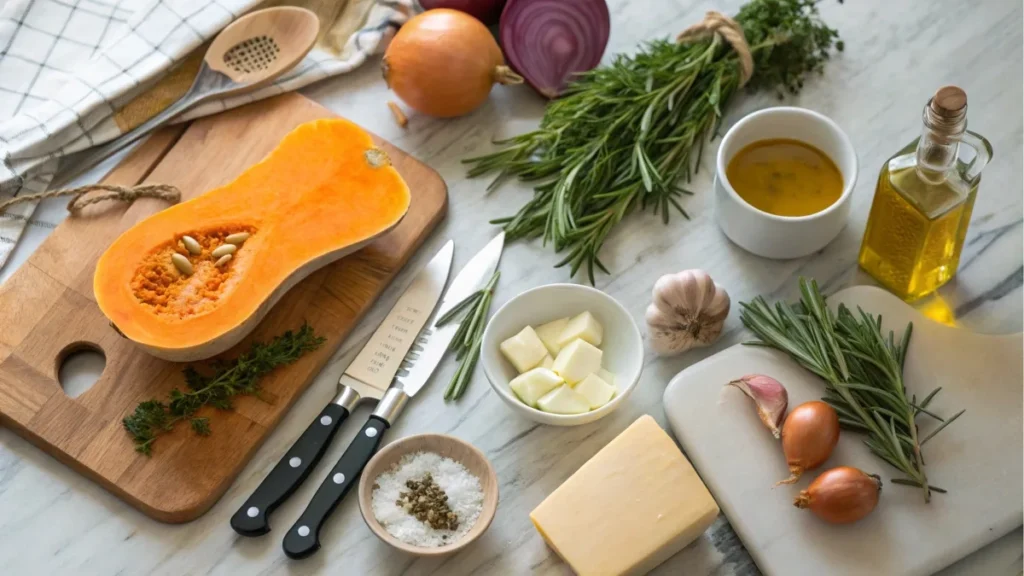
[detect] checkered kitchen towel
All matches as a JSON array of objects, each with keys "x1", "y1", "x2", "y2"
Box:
[{"x1": 0, "y1": 0, "x2": 414, "y2": 269}]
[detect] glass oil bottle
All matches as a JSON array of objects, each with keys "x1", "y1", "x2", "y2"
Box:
[{"x1": 858, "y1": 86, "x2": 993, "y2": 300}]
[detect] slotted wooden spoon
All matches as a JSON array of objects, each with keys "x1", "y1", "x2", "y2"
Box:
[{"x1": 71, "y1": 7, "x2": 319, "y2": 172}]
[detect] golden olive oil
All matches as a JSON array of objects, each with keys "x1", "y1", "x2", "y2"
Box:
[
  {"x1": 726, "y1": 138, "x2": 843, "y2": 217},
  {"x1": 858, "y1": 87, "x2": 992, "y2": 300}
]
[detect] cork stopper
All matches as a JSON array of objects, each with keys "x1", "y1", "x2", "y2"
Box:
[{"x1": 930, "y1": 86, "x2": 967, "y2": 119}]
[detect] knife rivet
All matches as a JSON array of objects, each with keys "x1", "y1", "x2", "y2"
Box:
[
  {"x1": 246, "y1": 506, "x2": 259, "y2": 518},
  {"x1": 297, "y1": 525, "x2": 310, "y2": 537},
  {"x1": 289, "y1": 457, "x2": 302, "y2": 468},
  {"x1": 320, "y1": 415, "x2": 332, "y2": 426},
  {"x1": 332, "y1": 473, "x2": 345, "y2": 484},
  {"x1": 365, "y1": 428, "x2": 378, "y2": 438}
]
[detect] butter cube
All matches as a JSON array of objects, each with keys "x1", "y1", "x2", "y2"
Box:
[
  {"x1": 551, "y1": 339, "x2": 602, "y2": 385},
  {"x1": 536, "y1": 384, "x2": 591, "y2": 415},
  {"x1": 540, "y1": 354, "x2": 554, "y2": 369},
  {"x1": 535, "y1": 317, "x2": 569, "y2": 355},
  {"x1": 530, "y1": 415, "x2": 719, "y2": 576},
  {"x1": 574, "y1": 373, "x2": 616, "y2": 409},
  {"x1": 510, "y1": 368, "x2": 564, "y2": 407},
  {"x1": 597, "y1": 368, "x2": 617, "y2": 387},
  {"x1": 500, "y1": 326, "x2": 549, "y2": 373},
  {"x1": 557, "y1": 311, "x2": 603, "y2": 348}
]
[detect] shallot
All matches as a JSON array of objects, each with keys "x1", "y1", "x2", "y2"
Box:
[
  {"x1": 776, "y1": 400, "x2": 839, "y2": 485},
  {"x1": 795, "y1": 466, "x2": 882, "y2": 524},
  {"x1": 499, "y1": 0, "x2": 610, "y2": 98}
]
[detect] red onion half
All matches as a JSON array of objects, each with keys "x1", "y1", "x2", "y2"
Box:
[
  {"x1": 499, "y1": 0, "x2": 610, "y2": 98},
  {"x1": 419, "y1": 0, "x2": 507, "y2": 26}
]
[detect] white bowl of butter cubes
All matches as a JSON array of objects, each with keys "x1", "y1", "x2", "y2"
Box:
[{"x1": 481, "y1": 284, "x2": 643, "y2": 426}]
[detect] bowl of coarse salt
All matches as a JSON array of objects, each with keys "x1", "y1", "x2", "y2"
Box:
[{"x1": 357, "y1": 433, "x2": 498, "y2": 556}]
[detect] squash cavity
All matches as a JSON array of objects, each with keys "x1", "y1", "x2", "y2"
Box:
[{"x1": 131, "y1": 227, "x2": 256, "y2": 319}]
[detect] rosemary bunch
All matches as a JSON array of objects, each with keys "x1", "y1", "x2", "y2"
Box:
[
  {"x1": 437, "y1": 271, "x2": 499, "y2": 401},
  {"x1": 464, "y1": 0, "x2": 841, "y2": 283},
  {"x1": 123, "y1": 324, "x2": 325, "y2": 455},
  {"x1": 740, "y1": 279, "x2": 964, "y2": 502}
]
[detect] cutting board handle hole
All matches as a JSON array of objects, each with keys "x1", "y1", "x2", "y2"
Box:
[{"x1": 57, "y1": 343, "x2": 106, "y2": 399}]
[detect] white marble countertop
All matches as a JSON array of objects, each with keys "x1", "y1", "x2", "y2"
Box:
[{"x1": 1, "y1": 0, "x2": 1021, "y2": 574}]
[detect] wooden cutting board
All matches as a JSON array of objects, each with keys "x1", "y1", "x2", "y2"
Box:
[
  {"x1": 663, "y1": 286, "x2": 1023, "y2": 576},
  {"x1": 0, "y1": 93, "x2": 447, "y2": 523}
]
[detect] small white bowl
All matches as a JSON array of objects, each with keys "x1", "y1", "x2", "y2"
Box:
[
  {"x1": 714, "y1": 106, "x2": 858, "y2": 259},
  {"x1": 481, "y1": 284, "x2": 643, "y2": 426}
]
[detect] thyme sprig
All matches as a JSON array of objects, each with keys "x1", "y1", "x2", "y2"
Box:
[
  {"x1": 123, "y1": 324, "x2": 325, "y2": 455},
  {"x1": 437, "y1": 271, "x2": 500, "y2": 401},
  {"x1": 464, "y1": 0, "x2": 841, "y2": 283},
  {"x1": 740, "y1": 279, "x2": 964, "y2": 502}
]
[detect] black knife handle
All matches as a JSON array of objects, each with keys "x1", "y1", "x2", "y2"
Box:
[
  {"x1": 282, "y1": 415, "x2": 389, "y2": 559},
  {"x1": 230, "y1": 403, "x2": 350, "y2": 537}
]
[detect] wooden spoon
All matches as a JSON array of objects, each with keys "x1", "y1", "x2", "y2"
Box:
[{"x1": 71, "y1": 7, "x2": 319, "y2": 173}]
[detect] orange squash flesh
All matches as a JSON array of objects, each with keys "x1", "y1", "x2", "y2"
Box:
[{"x1": 94, "y1": 119, "x2": 411, "y2": 361}]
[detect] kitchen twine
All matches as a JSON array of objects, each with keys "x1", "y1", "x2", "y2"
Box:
[
  {"x1": 0, "y1": 183, "x2": 180, "y2": 215},
  {"x1": 677, "y1": 11, "x2": 754, "y2": 87}
]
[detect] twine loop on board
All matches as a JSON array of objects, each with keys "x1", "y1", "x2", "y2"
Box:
[
  {"x1": 0, "y1": 183, "x2": 180, "y2": 215},
  {"x1": 677, "y1": 11, "x2": 754, "y2": 87}
]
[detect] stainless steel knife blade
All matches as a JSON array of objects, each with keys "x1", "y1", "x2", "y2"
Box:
[
  {"x1": 336, "y1": 240, "x2": 453, "y2": 400},
  {"x1": 394, "y1": 232, "x2": 504, "y2": 397}
]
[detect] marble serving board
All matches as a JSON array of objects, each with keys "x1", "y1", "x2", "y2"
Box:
[{"x1": 664, "y1": 285, "x2": 1023, "y2": 576}]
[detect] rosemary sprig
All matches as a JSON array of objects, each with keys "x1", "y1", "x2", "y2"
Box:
[
  {"x1": 123, "y1": 324, "x2": 325, "y2": 455},
  {"x1": 464, "y1": 0, "x2": 841, "y2": 283},
  {"x1": 437, "y1": 271, "x2": 500, "y2": 401},
  {"x1": 740, "y1": 279, "x2": 964, "y2": 502}
]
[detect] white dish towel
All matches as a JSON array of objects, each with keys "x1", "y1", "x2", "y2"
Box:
[{"x1": 0, "y1": 0, "x2": 414, "y2": 269}]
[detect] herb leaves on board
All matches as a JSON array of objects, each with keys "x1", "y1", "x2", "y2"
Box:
[
  {"x1": 437, "y1": 271, "x2": 500, "y2": 401},
  {"x1": 464, "y1": 0, "x2": 841, "y2": 283},
  {"x1": 739, "y1": 278, "x2": 964, "y2": 502},
  {"x1": 123, "y1": 324, "x2": 325, "y2": 455}
]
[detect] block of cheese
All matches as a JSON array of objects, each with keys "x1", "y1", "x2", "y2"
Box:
[{"x1": 530, "y1": 415, "x2": 719, "y2": 576}]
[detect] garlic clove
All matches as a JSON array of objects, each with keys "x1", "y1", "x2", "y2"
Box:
[{"x1": 727, "y1": 374, "x2": 788, "y2": 439}]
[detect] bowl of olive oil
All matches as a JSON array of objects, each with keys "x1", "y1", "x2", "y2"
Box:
[{"x1": 714, "y1": 107, "x2": 857, "y2": 259}]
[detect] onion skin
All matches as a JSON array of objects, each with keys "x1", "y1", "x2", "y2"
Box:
[
  {"x1": 420, "y1": 0, "x2": 507, "y2": 26},
  {"x1": 382, "y1": 9, "x2": 522, "y2": 118},
  {"x1": 795, "y1": 467, "x2": 882, "y2": 524},
  {"x1": 776, "y1": 401, "x2": 840, "y2": 485},
  {"x1": 499, "y1": 0, "x2": 611, "y2": 98}
]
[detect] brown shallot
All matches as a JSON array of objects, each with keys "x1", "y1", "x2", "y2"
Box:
[
  {"x1": 795, "y1": 466, "x2": 882, "y2": 524},
  {"x1": 776, "y1": 400, "x2": 839, "y2": 485}
]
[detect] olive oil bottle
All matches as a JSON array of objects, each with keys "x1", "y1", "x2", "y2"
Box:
[{"x1": 858, "y1": 86, "x2": 992, "y2": 300}]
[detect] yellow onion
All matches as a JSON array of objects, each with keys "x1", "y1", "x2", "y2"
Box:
[
  {"x1": 775, "y1": 400, "x2": 839, "y2": 485},
  {"x1": 795, "y1": 466, "x2": 882, "y2": 524},
  {"x1": 382, "y1": 9, "x2": 523, "y2": 118}
]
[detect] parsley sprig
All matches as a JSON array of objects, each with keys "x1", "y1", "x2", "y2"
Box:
[{"x1": 123, "y1": 324, "x2": 325, "y2": 455}]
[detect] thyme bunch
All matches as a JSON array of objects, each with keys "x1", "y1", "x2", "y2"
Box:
[
  {"x1": 436, "y1": 271, "x2": 499, "y2": 401},
  {"x1": 464, "y1": 0, "x2": 841, "y2": 282},
  {"x1": 123, "y1": 324, "x2": 325, "y2": 455},
  {"x1": 740, "y1": 279, "x2": 964, "y2": 502}
]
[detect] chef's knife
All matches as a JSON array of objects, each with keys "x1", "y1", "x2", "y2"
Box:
[
  {"x1": 230, "y1": 240, "x2": 454, "y2": 537},
  {"x1": 282, "y1": 232, "x2": 505, "y2": 559}
]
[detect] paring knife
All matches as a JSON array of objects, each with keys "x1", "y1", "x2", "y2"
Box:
[
  {"x1": 230, "y1": 240, "x2": 454, "y2": 537},
  {"x1": 282, "y1": 232, "x2": 505, "y2": 559}
]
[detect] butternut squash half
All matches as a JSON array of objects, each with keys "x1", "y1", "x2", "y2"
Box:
[{"x1": 94, "y1": 119, "x2": 411, "y2": 361}]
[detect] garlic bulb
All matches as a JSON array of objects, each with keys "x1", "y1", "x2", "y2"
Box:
[{"x1": 645, "y1": 269, "x2": 730, "y2": 355}]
